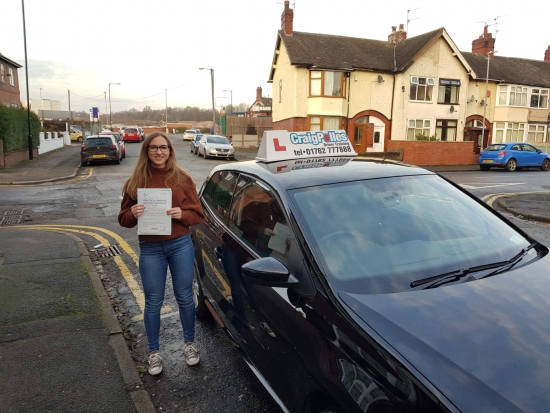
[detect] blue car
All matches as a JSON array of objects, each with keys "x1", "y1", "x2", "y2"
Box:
[{"x1": 479, "y1": 142, "x2": 550, "y2": 171}]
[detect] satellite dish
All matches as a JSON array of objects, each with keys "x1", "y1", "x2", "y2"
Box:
[
  {"x1": 377, "y1": 75, "x2": 384, "y2": 83},
  {"x1": 480, "y1": 99, "x2": 485, "y2": 106},
  {"x1": 450, "y1": 106, "x2": 455, "y2": 113}
]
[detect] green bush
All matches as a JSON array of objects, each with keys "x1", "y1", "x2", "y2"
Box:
[
  {"x1": 416, "y1": 133, "x2": 439, "y2": 141},
  {"x1": 0, "y1": 106, "x2": 40, "y2": 154}
]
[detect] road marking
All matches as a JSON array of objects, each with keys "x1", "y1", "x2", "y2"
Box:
[{"x1": 2, "y1": 224, "x2": 171, "y2": 322}]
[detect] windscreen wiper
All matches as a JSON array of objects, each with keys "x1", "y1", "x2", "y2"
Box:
[
  {"x1": 410, "y1": 262, "x2": 509, "y2": 290},
  {"x1": 478, "y1": 242, "x2": 538, "y2": 280}
]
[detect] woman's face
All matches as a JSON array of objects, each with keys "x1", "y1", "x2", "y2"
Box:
[{"x1": 147, "y1": 136, "x2": 171, "y2": 168}]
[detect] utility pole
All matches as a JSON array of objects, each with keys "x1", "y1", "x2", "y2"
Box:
[
  {"x1": 104, "y1": 92, "x2": 108, "y2": 128},
  {"x1": 199, "y1": 68, "x2": 216, "y2": 133},
  {"x1": 21, "y1": 0, "x2": 33, "y2": 160},
  {"x1": 68, "y1": 89, "x2": 72, "y2": 121},
  {"x1": 165, "y1": 89, "x2": 168, "y2": 134},
  {"x1": 481, "y1": 50, "x2": 497, "y2": 153}
]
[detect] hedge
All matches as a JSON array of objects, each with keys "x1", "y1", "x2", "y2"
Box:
[{"x1": 0, "y1": 106, "x2": 40, "y2": 154}]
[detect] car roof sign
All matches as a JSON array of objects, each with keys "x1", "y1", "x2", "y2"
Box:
[{"x1": 256, "y1": 130, "x2": 357, "y2": 163}]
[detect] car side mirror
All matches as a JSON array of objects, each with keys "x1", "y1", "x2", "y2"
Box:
[{"x1": 241, "y1": 257, "x2": 299, "y2": 287}]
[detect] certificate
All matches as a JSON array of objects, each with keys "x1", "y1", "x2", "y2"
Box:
[
  {"x1": 137, "y1": 188, "x2": 172, "y2": 235},
  {"x1": 268, "y1": 222, "x2": 292, "y2": 255}
]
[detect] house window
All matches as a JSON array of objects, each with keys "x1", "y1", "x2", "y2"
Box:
[
  {"x1": 435, "y1": 120, "x2": 457, "y2": 141},
  {"x1": 530, "y1": 89, "x2": 549, "y2": 109},
  {"x1": 308, "y1": 115, "x2": 343, "y2": 131},
  {"x1": 1, "y1": 64, "x2": 4, "y2": 83},
  {"x1": 8, "y1": 68, "x2": 14, "y2": 86},
  {"x1": 527, "y1": 124, "x2": 546, "y2": 142},
  {"x1": 354, "y1": 116, "x2": 367, "y2": 145},
  {"x1": 309, "y1": 71, "x2": 345, "y2": 97},
  {"x1": 409, "y1": 77, "x2": 434, "y2": 102},
  {"x1": 279, "y1": 79, "x2": 282, "y2": 103},
  {"x1": 498, "y1": 122, "x2": 526, "y2": 142},
  {"x1": 498, "y1": 86, "x2": 507, "y2": 105},
  {"x1": 498, "y1": 86, "x2": 528, "y2": 107},
  {"x1": 407, "y1": 119, "x2": 431, "y2": 140},
  {"x1": 437, "y1": 79, "x2": 460, "y2": 104}
]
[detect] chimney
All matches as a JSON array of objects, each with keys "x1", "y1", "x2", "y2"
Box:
[
  {"x1": 545, "y1": 46, "x2": 550, "y2": 62},
  {"x1": 256, "y1": 87, "x2": 262, "y2": 102},
  {"x1": 388, "y1": 24, "x2": 407, "y2": 44},
  {"x1": 472, "y1": 25, "x2": 496, "y2": 57},
  {"x1": 281, "y1": 0, "x2": 293, "y2": 36}
]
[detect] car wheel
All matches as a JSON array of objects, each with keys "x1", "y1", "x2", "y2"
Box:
[
  {"x1": 78, "y1": 136, "x2": 83, "y2": 143},
  {"x1": 203, "y1": 150, "x2": 209, "y2": 159},
  {"x1": 541, "y1": 159, "x2": 550, "y2": 171},
  {"x1": 505, "y1": 159, "x2": 517, "y2": 172},
  {"x1": 193, "y1": 260, "x2": 208, "y2": 319},
  {"x1": 81, "y1": 161, "x2": 87, "y2": 167},
  {"x1": 115, "y1": 156, "x2": 121, "y2": 165},
  {"x1": 480, "y1": 165, "x2": 491, "y2": 171}
]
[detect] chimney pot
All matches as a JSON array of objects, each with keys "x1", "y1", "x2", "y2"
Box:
[
  {"x1": 281, "y1": 0, "x2": 294, "y2": 35},
  {"x1": 256, "y1": 87, "x2": 262, "y2": 102},
  {"x1": 472, "y1": 25, "x2": 495, "y2": 57},
  {"x1": 399, "y1": 23, "x2": 404, "y2": 30},
  {"x1": 392, "y1": 26, "x2": 397, "y2": 32}
]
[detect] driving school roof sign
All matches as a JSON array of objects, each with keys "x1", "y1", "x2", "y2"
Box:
[{"x1": 256, "y1": 130, "x2": 357, "y2": 163}]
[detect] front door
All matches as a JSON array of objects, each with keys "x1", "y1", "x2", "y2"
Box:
[
  {"x1": 372, "y1": 126, "x2": 384, "y2": 152},
  {"x1": 472, "y1": 130, "x2": 489, "y2": 154}
]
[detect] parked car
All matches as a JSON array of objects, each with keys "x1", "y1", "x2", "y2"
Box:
[
  {"x1": 137, "y1": 127, "x2": 145, "y2": 141},
  {"x1": 122, "y1": 127, "x2": 141, "y2": 143},
  {"x1": 479, "y1": 142, "x2": 550, "y2": 171},
  {"x1": 81, "y1": 135, "x2": 122, "y2": 166},
  {"x1": 192, "y1": 130, "x2": 550, "y2": 413},
  {"x1": 197, "y1": 134, "x2": 235, "y2": 159},
  {"x1": 118, "y1": 126, "x2": 127, "y2": 136},
  {"x1": 190, "y1": 134, "x2": 203, "y2": 155},
  {"x1": 183, "y1": 128, "x2": 201, "y2": 141},
  {"x1": 69, "y1": 126, "x2": 91, "y2": 142},
  {"x1": 99, "y1": 131, "x2": 125, "y2": 158}
]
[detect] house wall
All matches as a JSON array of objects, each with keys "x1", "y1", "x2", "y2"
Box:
[
  {"x1": 527, "y1": 108, "x2": 549, "y2": 123},
  {"x1": 494, "y1": 107, "x2": 529, "y2": 123},
  {"x1": 0, "y1": 60, "x2": 21, "y2": 107},
  {"x1": 348, "y1": 72, "x2": 393, "y2": 120},
  {"x1": 391, "y1": 38, "x2": 470, "y2": 141}
]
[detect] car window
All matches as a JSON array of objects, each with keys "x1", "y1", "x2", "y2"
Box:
[
  {"x1": 510, "y1": 145, "x2": 522, "y2": 151},
  {"x1": 228, "y1": 175, "x2": 293, "y2": 263},
  {"x1": 521, "y1": 144, "x2": 537, "y2": 153},
  {"x1": 485, "y1": 145, "x2": 506, "y2": 151},
  {"x1": 202, "y1": 171, "x2": 239, "y2": 222},
  {"x1": 84, "y1": 138, "x2": 113, "y2": 146},
  {"x1": 125, "y1": 128, "x2": 137, "y2": 133},
  {"x1": 207, "y1": 136, "x2": 229, "y2": 144},
  {"x1": 291, "y1": 174, "x2": 532, "y2": 294},
  {"x1": 194, "y1": 135, "x2": 202, "y2": 141}
]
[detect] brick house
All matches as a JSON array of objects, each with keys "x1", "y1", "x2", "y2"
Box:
[
  {"x1": 248, "y1": 87, "x2": 272, "y2": 117},
  {"x1": 0, "y1": 53, "x2": 22, "y2": 108},
  {"x1": 268, "y1": 1, "x2": 550, "y2": 165}
]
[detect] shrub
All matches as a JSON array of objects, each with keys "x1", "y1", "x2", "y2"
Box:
[
  {"x1": 415, "y1": 133, "x2": 439, "y2": 141},
  {"x1": 0, "y1": 106, "x2": 41, "y2": 153}
]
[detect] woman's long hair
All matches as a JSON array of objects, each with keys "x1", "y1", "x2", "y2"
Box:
[{"x1": 122, "y1": 132, "x2": 194, "y2": 199}]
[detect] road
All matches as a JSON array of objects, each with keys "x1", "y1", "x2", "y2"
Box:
[{"x1": 1, "y1": 135, "x2": 549, "y2": 412}]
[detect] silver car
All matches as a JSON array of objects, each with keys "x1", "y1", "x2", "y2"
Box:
[{"x1": 197, "y1": 135, "x2": 235, "y2": 160}]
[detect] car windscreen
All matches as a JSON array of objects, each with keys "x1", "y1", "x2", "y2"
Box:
[
  {"x1": 291, "y1": 174, "x2": 532, "y2": 294},
  {"x1": 84, "y1": 138, "x2": 113, "y2": 146},
  {"x1": 194, "y1": 135, "x2": 203, "y2": 141},
  {"x1": 186, "y1": 130, "x2": 197, "y2": 134},
  {"x1": 207, "y1": 136, "x2": 229, "y2": 144},
  {"x1": 125, "y1": 128, "x2": 137, "y2": 133},
  {"x1": 485, "y1": 144, "x2": 507, "y2": 151}
]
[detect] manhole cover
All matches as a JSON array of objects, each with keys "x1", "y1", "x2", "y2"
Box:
[{"x1": 90, "y1": 245, "x2": 122, "y2": 258}]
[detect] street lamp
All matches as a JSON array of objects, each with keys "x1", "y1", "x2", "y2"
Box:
[
  {"x1": 480, "y1": 51, "x2": 497, "y2": 152},
  {"x1": 108, "y1": 82, "x2": 120, "y2": 130},
  {"x1": 21, "y1": 0, "x2": 33, "y2": 160},
  {"x1": 223, "y1": 89, "x2": 232, "y2": 115},
  {"x1": 199, "y1": 68, "x2": 216, "y2": 133}
]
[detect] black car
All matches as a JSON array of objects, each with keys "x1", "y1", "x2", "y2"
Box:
[
  {"x1": 192, "y1": 144, "x2": 550, "y2": 412},
  {"x1": 190, "y1": 134, "x2": 203, "y2": 155},
  {"x1": 80, "y1": 135, "x2": 122, "y2": 166}
]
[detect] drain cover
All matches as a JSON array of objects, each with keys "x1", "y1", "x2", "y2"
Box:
[
  {"x1": 90, "y1": 245, "x2": 122, "y2": 258},
  {"x1": 0, "y1": 210, "x2": 24, "y2": 226},
  {"x1": 4, "y1": 210, "x2": 24, "y2": 216}
]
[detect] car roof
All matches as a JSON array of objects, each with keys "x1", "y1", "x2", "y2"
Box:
[{"x1": 210, "y1": 158, "x2": 435, "y2": 190}]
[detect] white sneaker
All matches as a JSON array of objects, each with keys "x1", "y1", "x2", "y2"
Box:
[
  {"x1": 148, "y1": 351, "x2": 163, "y2": 376},
  {"x1": 260, "y1": 321, "x2": 276, "y2": 338},
  {"x1": 184, "y1": 343, "x2": 200, "y2": 366}
]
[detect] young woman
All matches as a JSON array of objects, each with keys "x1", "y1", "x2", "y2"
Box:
[{"x1": 118, "y1": 132, "x2": 205, "y2": 375}]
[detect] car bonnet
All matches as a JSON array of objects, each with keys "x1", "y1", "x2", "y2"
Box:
[{"x1": 338, "y1": 255, "x2": 550, "y2": 413}]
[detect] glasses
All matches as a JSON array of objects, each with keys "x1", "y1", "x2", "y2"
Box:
[{"x1": 148, "y1": 145, "x2": 171, "y2": 152}]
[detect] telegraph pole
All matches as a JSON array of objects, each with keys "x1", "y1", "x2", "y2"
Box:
[
  {"x1": 21, "y1": 0, "x2": 33, "y2": 160},
  {"x1": 68, "y1": 89, "x2": 72, "y2": 121}
]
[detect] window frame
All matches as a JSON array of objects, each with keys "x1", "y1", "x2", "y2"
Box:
[
  {"x1": 307, "y1": 115, "x2": 345, "y2": 131},
  {"x1": 437, "y1": 79, "x2": 460, "y2": 104},
  {"x1": 530, "y1": 88, "x2": 549, "y2": 109},
  {"x1": 279, "y1": 79, "x2": 282, "y2": 103},
  {"x1": 435, "y1": 119, "x2": 458, "y2": 141},
  {"x1": 527, "y1": 124, "x2": 547, "y2": 143},
  {"x1": 309, "y1": 70, "x2": 346, "y2": 98},
  {"x1": 497, "y1": 85, "x2": 529, "y2": 107},
  {"x1": 407, "y1": 119, "x2": 431, "y2": 140},
  {"x1": 0, "y1": 64, "x2": 4, "y2": 83},
  {"x1": 8, "y1": 68, "x2": 14, "y2": 87},
  {"x1": 409, "y1": 76, "x2": 435, "y2": 102}
]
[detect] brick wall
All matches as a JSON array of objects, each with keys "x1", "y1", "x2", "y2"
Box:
[
  {"x1": 272, "y1": 117, "x2": 307, "y2": 132},
  {"x1": 386, "y1": 140, "x2": 477, "y2": 166},
  {"x1": 1, "y1": 148, "x2": 38, "y2": 168}
]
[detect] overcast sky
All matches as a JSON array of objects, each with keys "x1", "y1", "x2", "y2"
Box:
[{"x1": 3, "y1": 0, "x2": 549, "y2": 114}]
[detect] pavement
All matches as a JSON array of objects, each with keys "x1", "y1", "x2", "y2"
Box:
[{"x1": 0, "y1": 143, "x2": 548, "y2": 412}]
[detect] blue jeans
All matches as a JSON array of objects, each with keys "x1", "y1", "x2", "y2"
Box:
[{"x1": 139, "y1": 234, "x2": 195, "y2": 352}]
